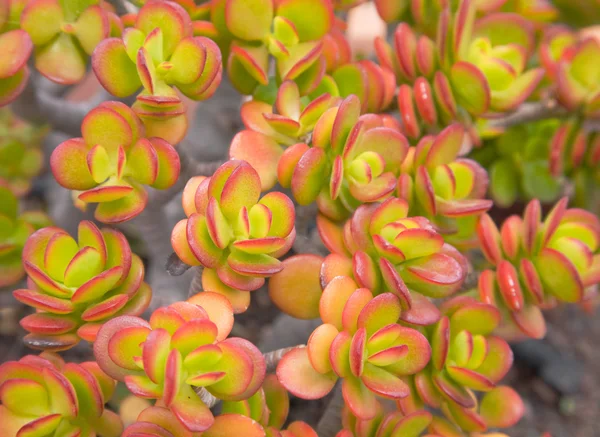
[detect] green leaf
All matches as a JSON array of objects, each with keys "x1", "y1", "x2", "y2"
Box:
[
  {"x1": 60, "y1": 0, "x2": 96, "y2": 22},
  {"x1": 521, "y1": 161, "x2": 561, "y2": 203},
  {"x1": 490, "y1": 159, "x2": 518, "y2": 207}
]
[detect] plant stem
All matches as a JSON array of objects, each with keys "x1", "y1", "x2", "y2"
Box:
[
  {"x1": 188, "y1": 266, "x2": 204, "y2": 298},
  {"x1": 487, "y1": 99, "x2": 567, "y2": 130},
  {"x1": 316, "y1": 384, "x2": 344, "y2": 437},
  {"x1": 166, "y1": 252, "x2": 192, "y2": 276},
  {"x1": 264, "y1": 345, "x2": 302, "y2": 372}
]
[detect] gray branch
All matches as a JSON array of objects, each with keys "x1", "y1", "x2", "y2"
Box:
[
  {"x1": 316, "y1": 384, "x2": 344, "y2": 437},
  {"x1": 487, "y1": 100, "x2": 568, "y2": 130},
  {"x1": 264, "y1": 345, "x2": 302, "y2": 372}
]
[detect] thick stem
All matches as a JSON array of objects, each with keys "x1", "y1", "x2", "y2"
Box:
[
  {"x1": 487, "y1": 100, "x2": 567, "y2": 130},
  {"x1": 188, "y1": 266, "x2": 204, "y2": 298},
  {"x1": 195, "y1": 388, "x2": 220, "y2": 408},
  {"x1": 264, "y1": 345, "x2": 302, "y2": 372},
  {"x1": 166, "y1": 252, "x2": 192, "y2": 276},
  {"x1": 11, "y1": 73, "x2": 112, "y2": 136},
  {"x1": 316, "y1": 384, "x2": 344, "y2": 437}
]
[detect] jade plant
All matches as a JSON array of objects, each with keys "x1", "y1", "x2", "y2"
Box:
[
  {"x1": 0, "y1": 352, "x2": 122, "y2": 437},
  {"x1": 0, "y1": 184, "x2": 51, "y2": 288},
  {"x1": 50, "y1": 101, "x2": 180, "y2": 223},
  {"x1": 0, "y1": 108, "x2": 47, "y2": 196},
  {"x1": 13, "y1": 220, "x2": 151, "y2": 350},
  {"x1": 1, "y1": 0, "x2": 600, "y2": 436},
  {"x1": 171, "y1": 159, "x2": 296, "y2": 312},
  {"x1": 93, "y1": 0, "x2": 223, "y2": 144},
  {"x1": 476, "y1": 197, "x2": 600, "y2": 338}
]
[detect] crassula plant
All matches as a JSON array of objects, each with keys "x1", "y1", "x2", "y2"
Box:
[
  {"x1": 0, "y1": 184, "x2": 51, "y2": 288},
  {"x1": 51, "y1": 101, "x2": 180, "y2": 223},
  {"x1": 1, "y1": 0, "x2": 600, "y2": 436},
  {"x1": 13, "y1": 220, "x2": 151, "y2": 350},
  {"x1": 0, "y1": 108, "x2": 47, "y2": 196}
]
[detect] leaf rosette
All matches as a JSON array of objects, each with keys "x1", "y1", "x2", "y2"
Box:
[
  {"x1": 20, "y1": 0, "x2": 116, "y2": 85},
  {"x1": 93, "y1": 292, "x2": 265, "y2": 432},
  {"x1": 171, "y1": 160, "x2": 296, "y2": 313},
  {"x1": 376, "y1": 0, "x2": 544, "y2": 139},
  {"x1": 316, "y1": 197, "x2": 467, "y2": 310},
  {"x1": 0, "y1": 352, "x2": 122, "y2": 437},
  {"x1": 51, "y1": 102, "x2": 180, "y2": 223},
  {"x1": 277, "y1": 276, "x2": 431, "y2": 420},
  {"x1": 93, "y1": 0, "x2": 223, "y2": 144},
  {"x1": 13, "y1": 220, "x2": 151, "y2": 351},
  {"x1": 194, "y1": 0, "x2": 333, "y2": 95},
  {"x1": 402, "y1": 296, "x2": 521, "y2": 434},
  {"x1": 397, "y1": 123, "x2": 492, "y2": 248},
  {"x1": 277, "y1": 95, "x2": 410, "y2": 220},
  {"x1": 477, "y1": 197, "x2": 600, "y2": 338}
]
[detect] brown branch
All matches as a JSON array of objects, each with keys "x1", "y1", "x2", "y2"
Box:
[
  {"x1": 188, "y1": 266, "x2": 204, "y2": 298},
  {"x1": 264, "y1": 346, "x2": 302, "y2": 372},
  {"x1": 166, "y1": 252, "x2": 192, "y2": 276},
  {"x1": 487, "y1": 99, "x2": 568, "y2": 130}
]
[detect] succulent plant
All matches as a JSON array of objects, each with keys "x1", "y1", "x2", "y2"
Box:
[
  {"x1": 280, "y1": 95, "x2": 410, "y2": 219},
  {"x1": 477, "y1": 197, "x2": 600, "y2": 338},
  {"x1": 316, "y1": 197, "x2": 467, "y2": 309},
  {"x1": 93, "y1": 0, "x2": 223, "y2": 144},
  {"x1": 19, "y1": 0, "x2": 116, "y2": 84},
  {"x1": 473, "y1": 119, "x2": 562, "y2": 208},
  {"x1": 328, "y1": 59, "x2": 397, "y2": 114},
  {"x1": 171, "y1": 160, "x2": 296, "y2": 312},
  {"x1": 398, "y1": 123, "x2": 492, "y2": 248},
  {"x1": 194, "y1": 0, "x2": 333, "y2": 95},
  {"x1": 0, "y1": 29, "x2": 32, "y2": 107},
  {"x1": 2, "y1": 0, "x2": 600, "y2": 434},
  {"x1": 0, "y1": 352, "x2": 122, "y2": 437},
  {"x1": 93, "y1": 292, "x2": 265, "y2": 432},
  {"x1": 0, "y1": 108, "x2": 47, "y2": 196},
  {"x1": 0, "y1": 184, "x2": 51, "y2": 288},
  {"x1": 51, "y1": 101, "x2": 180, "y2": 223},
  {"x1": 554, "y1": 37, "x2": 600, "y2": 114},
  {"x1": 400, "y1": 296, "x2": 521, "y2": 433},
  {"x1": 375, "y1": 0, "x2": 544, "y2": 140},
  {"x1": 13, "y1": 220, "x2": 151, "y2": 350},
  {"x1": 277, "y1": 276, "x2": 431, "y2": 420}
]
